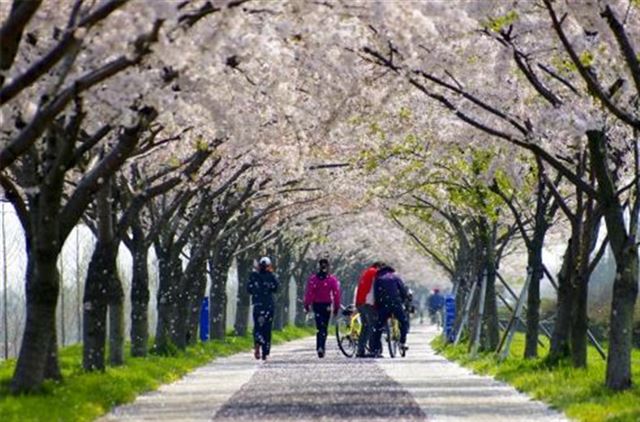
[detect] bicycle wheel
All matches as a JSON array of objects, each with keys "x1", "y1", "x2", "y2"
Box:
[
  {"x1": 385, "y1": 319, "x2": 397, "y2": 358},
  {"x1": 336, "y1": 316, "x2": 356, "y2": 357}
]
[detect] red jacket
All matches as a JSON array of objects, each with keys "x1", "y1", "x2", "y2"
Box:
[{"x1": 355, "y1": 266, "x2": 377, "y2": 306}]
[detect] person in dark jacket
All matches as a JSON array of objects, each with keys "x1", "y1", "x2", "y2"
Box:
[
  {"x1": 371, "y1": 265, "x2": 409, "y2": 356},
  {"x1": 247, "y1": 257, "x2": 279, "y2": 360},
  {"x1": 428, "y1": 288, "x2": 445, "y2": 326}
]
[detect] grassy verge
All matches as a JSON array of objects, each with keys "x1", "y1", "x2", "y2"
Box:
[
  {"x1": 0, "y1": 325, "x2": 314, "y2": 422},
  {"x1": 432, "y1": 333, "x2": 640, "y2": 422}
]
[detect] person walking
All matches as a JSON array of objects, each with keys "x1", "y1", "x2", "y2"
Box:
[
  {"x1": 354, "y1": 261, "x2": 382, "y2": 357},
  {"x1": 247, "y1": 257, "x2": 279, "y2": 361},
  {"x1": 304, "y1": 258, "x2": 341, "y2": 358},
  {"x1": 427, "y1": 288, "x2": 445, "y2": 327},
  {"x1": 371, "y1": 264, "x2": 410, "y2": 357}
]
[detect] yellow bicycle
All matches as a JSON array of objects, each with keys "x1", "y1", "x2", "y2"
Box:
[{"x1": 335, "y1": 305, "x2": 362, "y2": 357}]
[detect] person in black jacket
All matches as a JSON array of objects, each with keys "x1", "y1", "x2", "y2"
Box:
[
  {"x1": 247, "y1": 257, "x2": 279, "y2": 360},
  {"x1": 371, "y1": 265, "x2": 409, "y2": 357}
]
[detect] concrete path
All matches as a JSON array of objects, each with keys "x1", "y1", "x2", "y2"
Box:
[{"x1": 99, "y1": 324, "x2": 568, "y2": 422}]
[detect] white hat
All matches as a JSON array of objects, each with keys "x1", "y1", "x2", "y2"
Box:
[{"x1": 259, "y1": 257, "x2": 271, "y2": 266}]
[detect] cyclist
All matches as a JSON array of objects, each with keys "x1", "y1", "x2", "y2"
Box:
[
  {"x1": 428, "y1": 288, "x2": 445, "y2": 327},
  {"x1": 371, "y1": 264, "x2": 409, "y2": 357},
  {"x1": 304, "y1": 258, "x2": 341, "y2": 358},
  {"x1": 247, "y1": 257, "x2": 279, "y2": 361},
  {"x1": 354, "y1": 261, "x2": 383, "y2": 357}
]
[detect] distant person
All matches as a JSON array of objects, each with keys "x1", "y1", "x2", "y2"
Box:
[
  {"x1": 247, "y1": 257, "x2": 279, "y2": 360},
  {"x1": 304, "y1": 258, "x2": 341, "y2": 358},
  {"x1": 354, "y1": 261, "x2": 382, "y2": 357},
  {"x1": 371, "y1": 265, "x2": 409, "y2": 356},
  {"x1": 427, "y1": 288, "x2": 445, "y2": 327}
]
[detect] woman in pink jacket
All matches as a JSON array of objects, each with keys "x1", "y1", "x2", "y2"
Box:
[{"x1": 304, "y1": 258, "x2": 341, "y2": 358}]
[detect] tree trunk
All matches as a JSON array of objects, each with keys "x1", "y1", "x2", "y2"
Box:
[
  {"x1": 548, "y1": 239, "x2": 574, "y2": 363},
  {"x1": 234, "y1": 253, "x2": 253, "y2": 336},
  {"x1": 209, "y1": 258, "x2": 230, "y2": 340},
  {"x1": 482, "y1": 223, "x2": 499, "y2": 351},
  {"x1": 570, "y1": 270, "x2": 589, "y2": 368},
  {"x1": 280, "y1": 272, "x2": 291, "y2": 328},
  {"x1": 294, "y1": 273, "x2": 306, "y2": 326},
  {"x1": 153, "y1": 242, "x2": 181, "y2": 354},
  {"x1": 130, "y1": 232, "x2": 150, "y2": 357},
  {"x1": 185, "y1": 256, "x2": 208, "y2": 345},
  {"x1": 524, "y1": 242, "x2": 543, "y2": 359},
  {"x1": 108, "y1": 299, "x2": 125, "y2": 366},
  {"x1": 483, "y1": 266, "x2": 500, "y2": 351},
  {"x1": 273, "y1": 282, "x2": 285, "y2": 331},
  {"x1": 11, "y1": 254, "x2": 61, "y2": 392},
  {"x1": 108, "y1": 268, "x2": 125, "y2": 366},
  {"x1": 605, "y1": 247, "x2": 638, "y2": 389},
  {"x1": 587, "y1": 129, "x2": 639, "y2": 390},
  {"x1": 82, "y1": 240, "x2": 114, "y2": 370}
]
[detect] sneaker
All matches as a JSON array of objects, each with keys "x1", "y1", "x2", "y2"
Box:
[
  {"x1": 261, "y1": 353, "x2": 268, "y2": 361},
  {"x1": 317, "y1": 348, "x2": 325, "y2": 358},
  {"x1": 254, "y1": 344, "x2": 261, "y2": 360},
  {"x1": 400, "y1": 343, "x2": 409, "y2": 351}
]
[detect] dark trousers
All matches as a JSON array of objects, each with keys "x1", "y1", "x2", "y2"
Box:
[
  {"x1": 357, "y1": 304, "x2": 376, "y2": 355},
  {"x1": 253, "y1": 306, "x2": 274, "y2": 356},
  {"x1": 312, "y1": 302, "x2": 331, "y2": 352},
  {"x1": 372, "y1": 302, "x2": 409, "y2": 354}
]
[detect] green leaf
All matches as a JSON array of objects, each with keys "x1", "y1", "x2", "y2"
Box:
[{"x1": 484, "y1": 10, "x2": 519, "y2": 33}]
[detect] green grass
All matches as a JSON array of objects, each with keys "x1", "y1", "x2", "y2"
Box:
[
  {"x1": 0, "y1": 325, "x2": 314, "y2": 422},
  {"x1": 432, "y1": 333, "x2": 640, "y2": 422}
]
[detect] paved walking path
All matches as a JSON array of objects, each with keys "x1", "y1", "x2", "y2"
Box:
[{"x1": 99, "y1": 324, "x2": 568, "y2": 422}]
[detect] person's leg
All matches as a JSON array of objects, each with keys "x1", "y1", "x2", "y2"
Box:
[
  {"x1": 313, "y1": 303, "x2": 330, "y2": 356},
  {"x1": 253, "y1": 307, "x2": 264, "y2": 359},
  {"x1": 262, "y1": 309, "x2": 274, "y2": 358},
  {"x1": 372, "y1": 307, "x2": 389, "y2": 356},
  {"x1": 394, "y1": 304, "x2": 410, "y2": 345},
  {"x1": 359, "y1": 305, "x2": 376, "y2": 355},
  {"x1": 356, "y1": 305, "x2": 369, "y2": 356},
  {"x1": 318, "y1": 305, "x2": 330, "y2": 353},
  {"x1": 366, "y1": 305, "x2": 378, "y2": 353}
]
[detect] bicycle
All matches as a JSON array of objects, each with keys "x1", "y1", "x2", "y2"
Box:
[
  {"x1": 335, "y1": 304, "x2": 365, "y2": 357},
  {"x1": 336, "y1": 305, "x2": 405, "y2": 358}
]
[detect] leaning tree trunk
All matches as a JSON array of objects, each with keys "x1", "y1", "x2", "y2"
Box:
[
  {"x1": 605, "y1": 246, "x2": 638, "y2": 389},
  {"x1": 11, "y1": 253, "x2": 61, "y2": 392},
  {"x1": 130, "y1": 228, "x2": 150, "y2": 357},
  {"x1": 587, "y1": 129, "x2": 639, "y2": 390}
]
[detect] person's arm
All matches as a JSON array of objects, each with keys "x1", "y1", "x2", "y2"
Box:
[
  {"x1": 303, "y1": 276, "x2": 314, "y2": 312},
  {"x1": 270, "y1": 274, "x2": 279, "y2": 292},
  {"x1": 247, "y1": 273, "x2": 257, "y2": 295},
  {"x1": 397, "y1": 277, "x2": 408, "y2": 302},
  {"x1": 332, "y1": 276, "x2": 341, "y2": 314}
]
